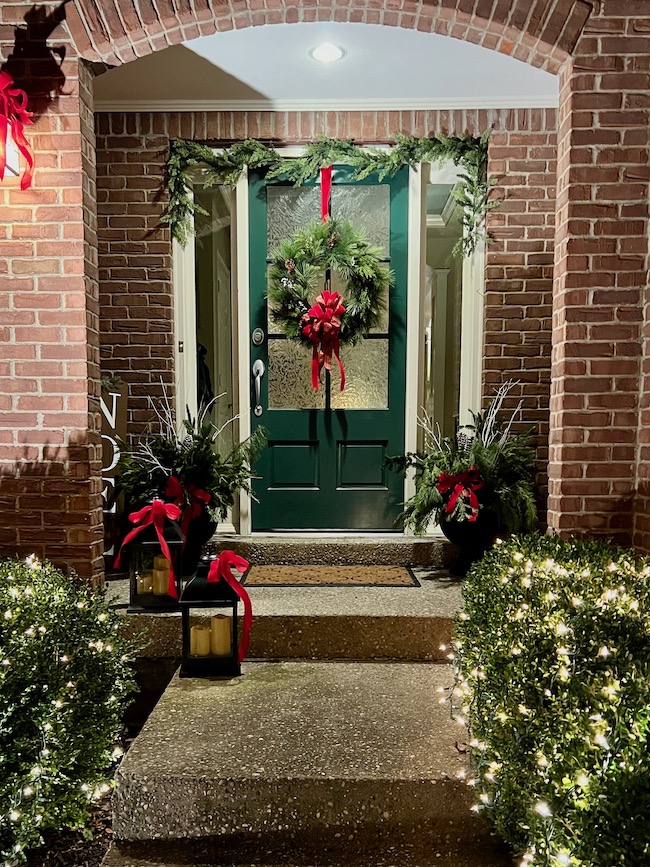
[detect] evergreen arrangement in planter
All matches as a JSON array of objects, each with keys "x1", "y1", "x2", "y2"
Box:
[
  {"x1": 0, "y1": 556, "x2": 138, "y2": 863},
  {"x1": 388, "y1": 382, "x2": 537, "y2": 567},
  {"x1": 118, "y1": 402, "x2": 266, "y2": 573},
  {"x1": 451, "y1": 532, "x2": 650, "y2": 867}
]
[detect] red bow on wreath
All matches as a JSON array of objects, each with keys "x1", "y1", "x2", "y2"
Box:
[
  {"x1": 114, "y1": 499, "x2": 182, "y2": 598},
  {"x1": 437, "y1": 467, "x2": 484, "y2": 522},
  {"x1": 302, "y1": 289, "x2": 346, "y2": 391},
  {"x1": 165, "y1": 475, "x2": 212, "y2": 541},
  {"x1": 0, "y1": 72, "x2": 34, "y2": 190}
]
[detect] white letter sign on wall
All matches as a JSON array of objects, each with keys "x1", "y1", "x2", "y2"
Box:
[{"x1": 100, "y1": 384, "x2": 127, "y2": 556}]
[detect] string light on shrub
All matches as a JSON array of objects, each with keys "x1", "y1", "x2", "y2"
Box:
[
  {"x1": 451, "y1": 532, "x2": 650, "y2": 866},
  {"x1": 0, "y1": 555, "x2": 137, "y2": 863}
]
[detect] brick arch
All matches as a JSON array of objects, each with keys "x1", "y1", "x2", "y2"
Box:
[{"x1": 67, "y1": 0, "x2": 593, "y2": 72}]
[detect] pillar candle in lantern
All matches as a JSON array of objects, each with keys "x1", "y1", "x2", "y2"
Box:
[
  {"x1": 210, "y1": 614, "x2": 232, "y2": 656},
  {"x1": 154, "y1": 555, "x2": 169, "y2": 571},
  {"x1": 190, "y1": 625, "x2": 211, "y2": 656},
  {"x1": 153, "y1": 568, "x2": 169, "y2": 595}
]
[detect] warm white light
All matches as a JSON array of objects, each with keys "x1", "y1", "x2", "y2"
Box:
[{"x1": 310, "y1": 43, "x2": 345, "y2": 63}]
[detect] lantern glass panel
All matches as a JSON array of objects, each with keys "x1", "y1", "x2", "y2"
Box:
[
  {"x1": 180, "y1": 571, "x2": 241, "y2": 678},
  {"x1": 126, "y1": 520, "x2": 183, "y2": 612}
]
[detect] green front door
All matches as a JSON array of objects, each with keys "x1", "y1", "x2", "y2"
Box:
[{"x1": 249, "y1": 166, "x2": 408, "y2": 531}]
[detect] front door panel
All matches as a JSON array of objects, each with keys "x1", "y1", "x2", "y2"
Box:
[{"x1": 249, "y1": 167, "x2": 408, "y2": 531}]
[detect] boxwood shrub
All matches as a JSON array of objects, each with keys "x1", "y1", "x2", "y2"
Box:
[
  {"x1": 453, "y1": 533, "x2": 650, "y2": 867},
  {"x1": 0, "y1": 556, "x2": 138, "y2": 863}
]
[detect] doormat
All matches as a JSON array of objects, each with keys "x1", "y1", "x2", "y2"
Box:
[{"x1": 242, "y1": 565, "x2": 420, "y2": 588}]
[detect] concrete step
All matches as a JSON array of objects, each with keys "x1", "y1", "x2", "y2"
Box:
[
  {"x1": 113, "y1": 662, "x2": 493, "y2": 847},
  {"x1": 111, "y1": 571, "x2": 462, "y2": 662},
  {"x1": 102, "y1": 827, "x2": 514, "y2": 866},
  {"x1": 208, "y1": 535, "x2": 455, "y2": 568}
]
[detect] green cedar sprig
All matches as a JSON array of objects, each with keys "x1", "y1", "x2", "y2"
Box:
[
  {"x1": 163, "y1": 133, "x2": 493, "y2": 256},
  {"x1": 387, "y1": 383, "x2": 538, "y2": 536},
  {"x1": 117, "y1": 411, "x2": 267, "y2": 521}
]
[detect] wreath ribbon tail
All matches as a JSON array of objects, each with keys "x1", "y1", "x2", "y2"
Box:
[
  {"x1": 311, "y1": 344, "x2": 321, "y2": 390},
  {"x1": 333, "y1": 335, "x2": 345, "y2": 391}
]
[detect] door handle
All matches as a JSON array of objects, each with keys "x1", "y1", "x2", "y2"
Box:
[{"x1": 252, "y1": 359, "x2": 265, "y2": 417}]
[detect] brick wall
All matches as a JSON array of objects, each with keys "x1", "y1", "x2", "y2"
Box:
[
  {"x1": 549, "y1": 0, "x2": 650, "y2": 546},
  {"x1": 485, "y1": 114, "x2": 558, "y2": 513},
  {"x1": 0, "y1": 40, "x2": 103, "y2": 582},
  {"x1": 96, "y1": 107, "x2": 557, "y2": 515}
]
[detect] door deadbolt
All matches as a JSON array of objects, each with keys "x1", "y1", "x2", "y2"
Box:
[{"x1": 252, "y1": 327, "x2": 265, "y2": 347}]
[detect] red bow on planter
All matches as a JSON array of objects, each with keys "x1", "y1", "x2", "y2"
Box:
[
  {"x1": 302, "y1": 290, "x2": 346, "y2": 391},
  {"x1": 0, "y1": 72, "x2": 34, "y2": 190},
  {"x1": 114, "y1": 499, "x2": 182, "y2": 597},
  {"x1": 165, "y1": 475, "x2": 211, "y2": 539},
  {"x1": 437, "y1": 467, "x2": 484, "y2": 523},
  {"x1": 207, "y1": 551, "x2": 252, "y2": 663}
]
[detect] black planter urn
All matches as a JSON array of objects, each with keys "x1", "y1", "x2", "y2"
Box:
[{"x1": 439, "y1": 510, "x2": 499, "y2": 576}]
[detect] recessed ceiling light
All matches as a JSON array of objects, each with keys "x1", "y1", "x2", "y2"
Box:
[{"x1": 310, "y1": 43, "x2": 345, "y2": 63}]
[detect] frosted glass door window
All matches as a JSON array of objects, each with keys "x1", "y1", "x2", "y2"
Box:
[{"x1": 266, "y1": 182, "x2": 390, "y2": 411}]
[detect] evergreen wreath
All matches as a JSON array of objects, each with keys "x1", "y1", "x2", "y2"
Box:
[
  {"x1": 163, "y1": 132, "x2": 495, "y2": 257},
  {"x1": 266, "y1": 217, "x2": 391, "y2": 347}
]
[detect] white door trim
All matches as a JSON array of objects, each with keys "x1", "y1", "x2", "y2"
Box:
[
  {"x1": 459, "y1": 241, "x2": 486, "y2": 426},
  {"x1": 173, "y1": 155, "x2": 485, "y2": 537},
  {"x1": 172, "y1": 235, "x2": 198, "y2": 424},
  {"x1": 234, "y1": 167, "x2": 253, "y2": 536},
  {"x1": 403, "y1": 164, "x2": 427, "y2": 533}
]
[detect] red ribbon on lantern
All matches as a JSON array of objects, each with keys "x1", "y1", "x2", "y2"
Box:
[
  {"x1": 302, "y1": 289, "x2": 346, "y2": 391},
  {"x1": 114, "y1": 499, "x2": 182, "y2": 597},
  {"x1": 0, "y1": 72, "x2": 34, "y2": 190},
  {"x1": 437, "y1": 467, "x2": 484, "y2": 522},
  {"x1": 165, "y1": 475, "x2": 212, "y2": 539},
  {"x1": 207, "y1": 550, "x2": 252, "y2": 663}
]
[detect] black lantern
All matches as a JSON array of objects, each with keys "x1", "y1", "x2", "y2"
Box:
[
  {"x1": 123, "y1": 514, "x2": 184, "y2": 613},
  {"x1": 179, "y1": 559, "x2": 241, "y2": 678}
]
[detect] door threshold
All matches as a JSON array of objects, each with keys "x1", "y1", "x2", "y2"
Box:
[{"x1": 220, "y1": 531, "x2": 446, "y2": 540}]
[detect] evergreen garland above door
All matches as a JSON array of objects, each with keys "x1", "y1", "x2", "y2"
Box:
[{"x1": 163, "y1": 132, "x2": 496, "y2": 257}]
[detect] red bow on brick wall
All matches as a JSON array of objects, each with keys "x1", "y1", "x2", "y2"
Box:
[{"x1": 0, "y1": 72, "x2": 34, "y2": 190}]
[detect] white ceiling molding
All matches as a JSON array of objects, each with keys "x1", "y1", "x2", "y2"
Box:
[{"x1": 94, "y1": 95, "x2": 559, "y2": 113}]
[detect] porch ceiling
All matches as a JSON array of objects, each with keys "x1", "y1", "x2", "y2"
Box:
[{"x1": 93, "y1": 22, "x2": 559, "y2": 111}]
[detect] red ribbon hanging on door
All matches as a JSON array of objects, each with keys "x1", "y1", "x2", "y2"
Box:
[
  {"x1": 207, "y1": 550, "x2": 253, "y2": 663},
  {"x1": 0, "y1": 71, "x2": 34, "y2": 190},
  {"x1": 114, "y1": 499, "x2": 182, "y2": 597},
  {"x1": 321, "y1": 165, "x2": 332, "y2": 222},
  {"x1": 302, "y1": 290, "x2": 346, "y2": 391}
]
